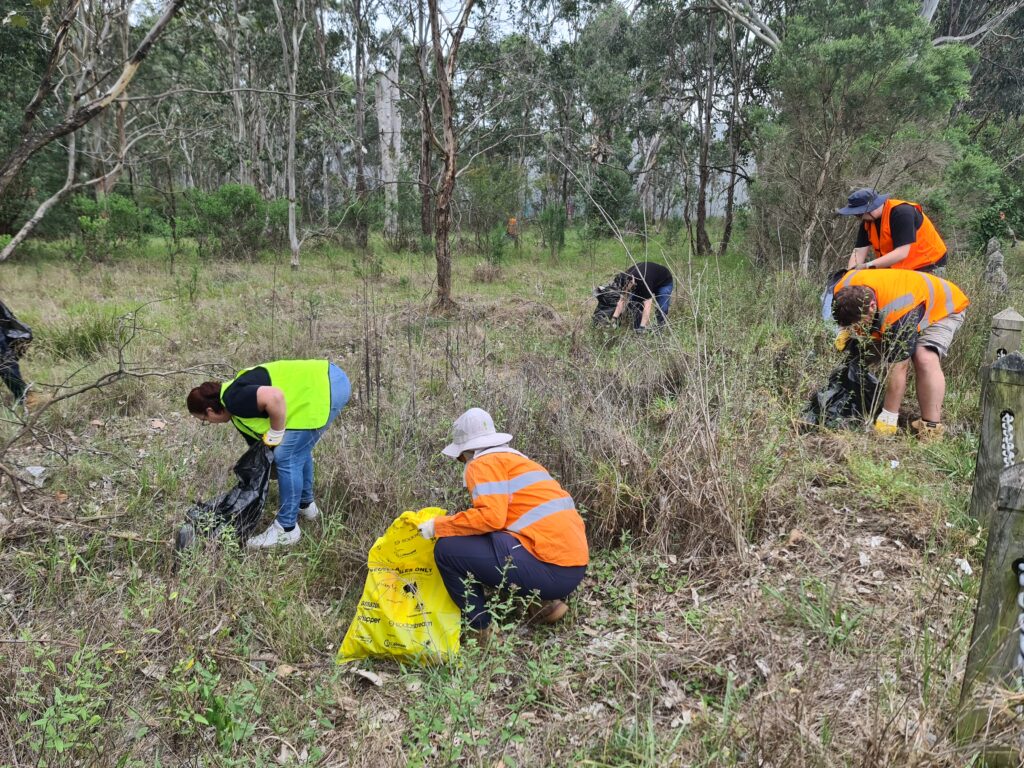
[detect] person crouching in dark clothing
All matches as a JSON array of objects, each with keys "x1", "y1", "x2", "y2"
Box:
[{"x1": 610, "y1": 261, "x2": 673, "y2": 331}]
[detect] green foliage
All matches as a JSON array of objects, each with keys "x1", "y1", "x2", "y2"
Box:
[
  {"x1": 764, "y1": 578, "x2": 864, "y2": 650},
  {"x1": 970, "y1": 190, "x2": 1024, "y2": 252},
  {"x1": 15, "y1": 642, "x2": 116, "y2": 760},
  {"x1": 43, "y1": 311, "x2": 122, "y2": 361},
  {"x1": 181, "y1": 184, "x2": 286, "y2": 260},
  {"x1": 663, "y1": 216, "x2": 683, "y2": 246},
  {"x1": 589, "y1": 144, "x2": 638, "y2": 233},
  {"x1": 0, "y1": 4, "x2": 69, "y2": 238},
  {"x1": 73, "y1": 194, "x2": 152, "y2": 261},
  {"x1": 164, "y1": 657, "x2": 260, "y2": 753},
  {"x1": 538, "y1": 203, "x2": 567, "y2": 260},
  {"x1": 751, "y1": 0, "x2": 974, "y2": 269},
  {"x1": 459, "y1": 161, "x2": 523, "y2": 251},
  {"x1": 485, "y1": 225, "x2": 507, "y2": 266}
]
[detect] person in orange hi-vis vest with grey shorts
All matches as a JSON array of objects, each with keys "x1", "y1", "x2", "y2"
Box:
[
  {"x1": 416, "y1": 408, "x2": 588, "y2": 636},
  {"x1": 832, "y1": 269, "x2": 968, "y2": 440},
  {"x1": 837, "y1": 188, "x2": 948, "y2": 277}
]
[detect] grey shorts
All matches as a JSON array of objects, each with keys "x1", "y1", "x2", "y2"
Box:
[{"x1": 919, "y1": 311, "x2": 964, "y2": 358}]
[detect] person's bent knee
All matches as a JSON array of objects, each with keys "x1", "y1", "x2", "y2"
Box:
[
  {"x1": 433, "y1": 536, "x2": 458, "y2": 565},
  {"x1": 913, "y1": 345, "x2": 942, "y2": 369}
]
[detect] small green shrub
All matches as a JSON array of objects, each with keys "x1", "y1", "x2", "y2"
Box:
[
  {"x1": 181, "y1": 184, "x2": 288, "y2": 260},
  {"x1": 44, "y1": 312, "x2": 121, "y2": 360},
  {"x1": 72, "y1": 193, "x2": 152, "y2": 260},
  {"x1": 764, "y1": 577, "x2": 863, "y2": 649},
  {"x1": 539, "y1": 204, "x2": 567, "y2": 261}
]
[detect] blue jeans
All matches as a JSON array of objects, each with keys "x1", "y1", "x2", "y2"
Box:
[
  {"x1": 434, "y1": 532, "x2": 587, "y2": 629},
  {"x1": 630, "y1": 283, "x2": 673, "y2": 328},
  {"x1": 273, "y1": 364, "x2": 350, "y2": 528},
  {"x1": 653, "y1": 282, "x2": 673, "y2": 324}
]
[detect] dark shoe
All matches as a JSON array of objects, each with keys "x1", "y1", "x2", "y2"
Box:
[{"x1": 528, "y1": 599, "x2": 568, "y2": 625}]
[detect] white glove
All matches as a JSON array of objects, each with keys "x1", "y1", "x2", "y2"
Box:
[
  {"x1": 418, "y1": 518, "x2": 436, "y2": 540},
  {"x1": 263, "y1": 428, "x2": 286, "y2": 447}
]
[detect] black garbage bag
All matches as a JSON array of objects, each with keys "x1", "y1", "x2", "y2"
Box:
[
  {"x1": 800, "y1": 341, "x2": 881, "y2": 430},
  {"x1": 592, "y1": 273, "x2": 641, "y2": 327},
  {"x1": 175, "y1": 443, "x2": 273, "y2": 553},
  {"x1": 0, "y1": 299, "x2": 32, "y2": 358},
  {"x1": 592, "y1": 281, "x2": 621, "y2": 326}
]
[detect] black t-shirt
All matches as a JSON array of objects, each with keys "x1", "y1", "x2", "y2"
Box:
[
  {"x1": 622, "y1": 262, "x2": 673, "y2": 300},
  {"x1": 221, "y1": 367, "x2": 271, "y2": 418},
  {"x1": 855, "y1": 203, "x2": 923, "y2": 251}
]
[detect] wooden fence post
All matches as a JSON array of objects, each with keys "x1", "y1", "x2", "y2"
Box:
[
  {"x1": 958, "y1": 462, "x2": 1024, "y2": 757},
  {"x1": 986, "y1": 308, "x2": 1024, "y2": 364},
  {"x1": 969, "y1": 345, "x2": 1024, "y2": 528}
]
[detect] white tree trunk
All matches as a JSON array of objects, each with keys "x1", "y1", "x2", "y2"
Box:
[
  {"x1": 272, "y1": 0, "x2": 306, "y2": 269},
  {"x1": 376, "y1": 37, "x2": 403, "y2": 240}
]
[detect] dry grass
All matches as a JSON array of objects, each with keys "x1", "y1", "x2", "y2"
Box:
[{"x1": 0, "y1": 236, "x2": 1018, "y2": 765}]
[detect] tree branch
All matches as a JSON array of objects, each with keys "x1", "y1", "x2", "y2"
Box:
[
  {"x1": 0, "y1": 0, "x2": 185, "y2": 200},
  {"x1": 932, "y1": 1, "x2": 1024, "y2": 46}
]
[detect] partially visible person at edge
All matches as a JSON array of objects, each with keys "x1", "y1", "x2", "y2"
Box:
[
  {"x1": 186, "y1": 359, "x2": 350, "y2": 548},
  {"x1": 0, "y1": 297, "x2": 30, "y2": 407},
  {"x1": 610, "y1": 260, "x2": 674, "y2": 332},
  {"x1": 832, "y1": 269, "x2": 969, "y2": 440},
  {"x1": 0, "y1": 331, "x2": 27, "y2": 406},
  {"x1": 837, "y1": 188, "x2": 948, "y2": 277},
  {"x1": 417, "y1": 408, "x2": 588, "y2": 638}
]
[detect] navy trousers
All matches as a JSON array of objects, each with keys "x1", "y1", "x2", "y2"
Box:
[
  {"x1": 0, "y1": 335, "x2": 25, "y2": 402},
  {"x1": 434, "y1": 532, "x2": 586, "y2": 629}
]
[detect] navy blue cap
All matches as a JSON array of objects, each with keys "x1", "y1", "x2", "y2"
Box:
[{"x1": 836, "y1": 188, "x2": 889, "y2": 216}]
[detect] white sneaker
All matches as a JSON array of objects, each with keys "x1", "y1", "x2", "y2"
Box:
[
  {"x1": 246, "y1": 521, "x2": 301, "y2": 549},
  {"x1": 298, "y1": 501, "x2": 320, "y2": 521}
]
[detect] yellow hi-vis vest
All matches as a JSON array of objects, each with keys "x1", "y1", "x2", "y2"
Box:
[{"x1": 220, "y1": 359, "x2": 331, "y2": 440}]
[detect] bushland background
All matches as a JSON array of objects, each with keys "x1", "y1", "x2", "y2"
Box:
[{"x1": 1, "y1": 0, "x2": 1023, "y2": 765}]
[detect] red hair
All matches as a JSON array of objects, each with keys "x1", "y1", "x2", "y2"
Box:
[{"x1": 186, "y1": 381, "x2": 225, "y2": 415}]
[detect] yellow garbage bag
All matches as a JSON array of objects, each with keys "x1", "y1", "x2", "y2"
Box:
[{"x1": 336, "y1": 507, "x2": 461, "y2": 664}]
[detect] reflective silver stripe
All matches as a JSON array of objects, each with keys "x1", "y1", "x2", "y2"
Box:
[
  {"x1": 472, "y1": 470, "x2": 553, "y2": 500},
  {"x1": 878, "y1": 292, "x2": 916, "y2": 323},
  {"x1": 939, "y1": 278, "x2": 955, "y2": 316},
  {"x1": 920, "y1": 278, "x2": 936, "y2": 331},
  {"x1": 507, "y1": 495, "x2": 576, "y2": 532}
]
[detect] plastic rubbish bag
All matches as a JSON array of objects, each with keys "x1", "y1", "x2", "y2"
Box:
[
  {"x1": 592, "y1": 272, "x2": 641, "y2": 328},
  {"x1": 0, "y1": 299, "x2": 32, "y2": 358},
  {"x1": 337, "y1": 507, "x2": 461, "y2": 665},
  {"x1": 592, "y1": 281, "x2": 621, "y2": 326},
  {"x1": 800, "y1": 341, "x2": 880, "y2": 430},
  {"x1": 820, "y1": 269, "x2": 848, "y2": 328},
  {"x1": 175, "y1": 443, "x2": 273, "y2": 553}
]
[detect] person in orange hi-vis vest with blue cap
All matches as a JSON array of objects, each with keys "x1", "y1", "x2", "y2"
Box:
[
  {"x1": 416, "y1": 408, "x2": 588, "y2": 637},
  {"x1": 832, "y1": 269, "x2": 969, "y2": 440},
  {"x1": 837, "y1": 188, "x2": 948, "y2": 276}
]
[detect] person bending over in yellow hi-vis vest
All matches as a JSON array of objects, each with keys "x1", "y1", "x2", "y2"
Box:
[{"x1": 187, "y1": 360, "x2": 350, "y2": 548}]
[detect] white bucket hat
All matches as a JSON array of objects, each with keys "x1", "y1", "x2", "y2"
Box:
[{"x1": 442, "y1": 407, "x2": 513, "y2": 458}]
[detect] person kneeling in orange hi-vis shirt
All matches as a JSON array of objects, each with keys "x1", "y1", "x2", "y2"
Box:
[
  {"x1": 417, "y1": 408, "x2": 588, "y2": 634},
  {"x1": 832, "y1": 269, "x2": 969, "y2": 440}
]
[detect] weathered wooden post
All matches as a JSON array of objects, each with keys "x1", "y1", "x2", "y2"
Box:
[
  {"x1": 986, "y1": 309, "x2": 1024, "y2": 364},
  {"x1": 969, "y1": 314, "x2": 1024, "y2": 527},
  {"x1": 958, "y1": 462, "x2": 1024, "y2": 757},
  {"x1": 960, "y1": 338, "x2": 1024, "y2": 758}
]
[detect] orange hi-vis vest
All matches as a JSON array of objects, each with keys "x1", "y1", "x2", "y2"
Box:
[
  {"x1": 863, "y1": 198, "x2": 946, "y2": 271},
  {"x1": 835, "y1": 269, "x2": 969, "y2": 334},
  {"x1": 433, "y1": 448, "x2": 589, "y2": 567}
]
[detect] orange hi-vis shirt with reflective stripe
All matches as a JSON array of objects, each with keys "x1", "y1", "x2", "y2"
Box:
[
  {"x1": 433, "y1": 450, "x2": 589, "y2": 567},
  {"x1": 835, "y1": 269, "x2": 969, "y2": 334}
]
